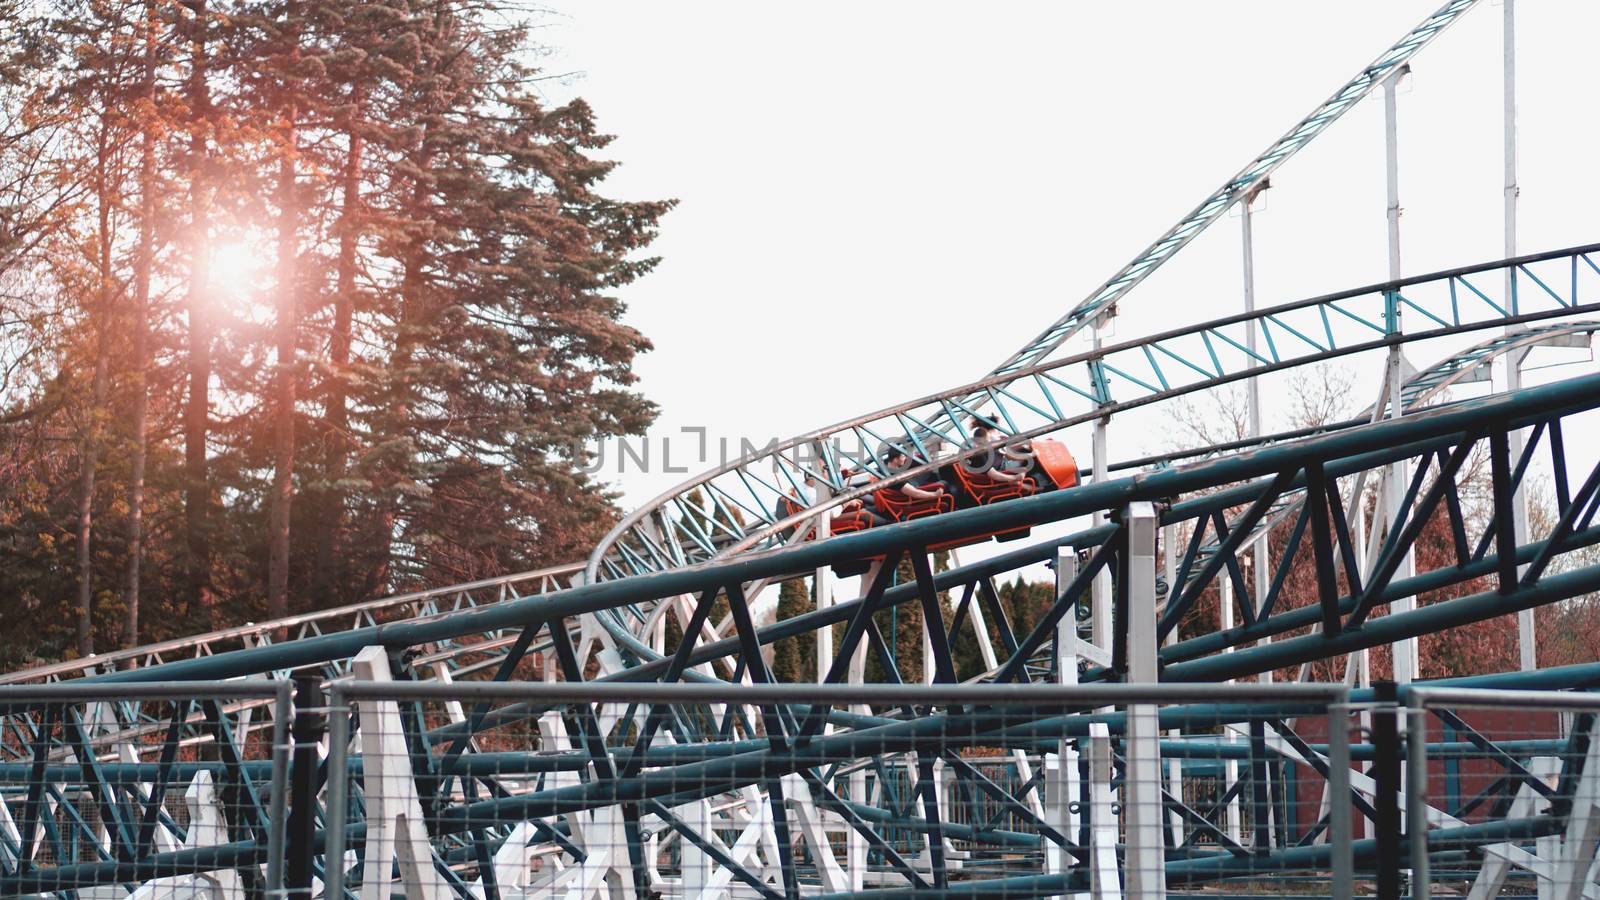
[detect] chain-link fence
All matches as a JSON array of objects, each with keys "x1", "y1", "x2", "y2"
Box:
[
  {"x1": 0, "y1": 680, "x2": 291, "y2": 897},
  {"x1": 1404, "y1": 686, "x2": 1600, "y2": 900},
  {"x1": 51, "y1": 674, "x2": 1600, "y2": 898},
  {"x1": 317, "y1": 678, "x2": 1351, "y2": 899}
]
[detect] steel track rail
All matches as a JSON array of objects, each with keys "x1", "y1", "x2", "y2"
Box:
[{"x1": 586, "y1": 243, "x2": 1600, "y2": 589}]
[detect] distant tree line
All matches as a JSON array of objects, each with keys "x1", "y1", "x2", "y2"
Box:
[{"x1": 0, "y1": 0, "x2": 669, "y2": 668}]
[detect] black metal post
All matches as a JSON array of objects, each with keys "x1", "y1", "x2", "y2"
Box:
[
  {"x1": 1250, "y1": 720, "x2": 1271, "y2": 854},
  {"x1": 286, "y1": 674, "x2": 325, "y2": 899},
  {"x1": 1372, "y1": 680, "x2": 1403, "y2": 900}
]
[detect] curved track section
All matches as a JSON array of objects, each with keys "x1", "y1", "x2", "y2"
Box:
[
  {"x1": 586, "y1": 244, "x2": 1600, "y2": 585},
  {"x1": 9, "y1": 374, "x2": 1600, "y2": 897},
  {"x1": 16, "y1": 1, "x2": 1600, "y2": 892},
  {"x1": 0, "y1": 562, "x2": 583, "y2": 685}
]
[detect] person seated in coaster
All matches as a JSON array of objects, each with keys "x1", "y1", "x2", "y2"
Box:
[
  {"x1": 969, "y1": 418, "x2": 1030, "y2": 483},
  {"x1": 885, "y1": 447, "x2": 952, "y2": 501}
]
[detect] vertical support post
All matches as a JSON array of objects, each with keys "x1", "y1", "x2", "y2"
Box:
[
  {"x1": 1091, "y1": 312, "x2": 1113, "y2": 665},
  {"x1": 1407, "y1": 704, "x2": 1430, "y2": 900},
  {"x1": 1088, "y1": 722, "x2": 1122, "y2": 900},
  {"x1": 1055, "y1": 547, "x2": 1080, "y2": 689},
  {"x1": 1123, "y1": 502, "x2": 1166, "y2": 900},
  {"x1": 266, "y1": 682, "x2": 292, "y2": 899},
  {"x1": 1241, "y1": 196, "x2": 1272, "y2": 684},
  {"x1": 1384, "y1": 70, "x2": 1404, "y2": 284},
  {"x1": 1329, "y1": 701, "x2": 1354, "y2": 900},
  {"x1": 1047, "y1": 548, "x2": 1081, "y2": 883},
  {"x1": 1502, "y1": 0, "x2": 1535, "y2": 673},
  {"x1": 1382, "y1": 66, "x2": 1418, "y2": 687},
  {"x1": 1091, "y1": 425, "x2": 1112, "y2": 658},
  {"x1": 287, "y1": 674, "x2": 325, "y2": 900},
  {"x1": 1162, "y1": 528, "x2": 1184, "y2": 848},
  {"x1": 1240, "y1": 194, "x2": 1275, "y2": 851},
  {"x1": 847, "y1": 560, "x2": 876, "y2": 892},
  {"x1": 812, "y1": 446, "x2": 835, "y2": 684},
  {"x1": 1373, "y1": 681, "x2": 1403, "y2": 900},
  {"x1": 1220, "y1": 574, "x2": 1242, "y2": 844},
  {"x1": 352, "y1": 646, "x2": 449, "y2": 900},
  {"x1": 325, "y1": 685, "x2": 352, "y2": 900}
]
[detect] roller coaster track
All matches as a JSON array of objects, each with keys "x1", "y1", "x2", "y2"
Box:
[
  {"x1": 16, "y1": 3, "x2": 1600, "y2": 895},
  {"x1": 978, "y1": 0, "x2": 1478, "y2": 377},
  {"x1": 585, "y1": 244, "x2": 1600, "y2": 586},
  {"x1": 0, "y1": 562, "x2": 584, "y2": 685},
  {"x1": 11, "y1": 264, "x2": 1593, "y2": 692},
  {"x1": 8, "y1": 371, "x2": 1600, "y2": 897},
  {"x1": 3, "y1": 0, "x2": 1508, "y2": 689}
]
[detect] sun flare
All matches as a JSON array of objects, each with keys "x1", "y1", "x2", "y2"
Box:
[{"x1": 209, "y1": 236, "x2": 271, "y2": 301}]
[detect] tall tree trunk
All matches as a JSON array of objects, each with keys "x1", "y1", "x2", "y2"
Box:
[
  {"x1": 267, "y1": 3, "x2": 300, "y2": 623},
  {"x1": 312, "y1": 112, "x2": 363, "y2": 606},
  {"x1": 123, "y1": 0, "x2": 157, "y2": 652},
  {"x1": 75, "y1": 123, "x2": 115, "y2": 658},
  {"x1": 182, "y1": 0, "x2": 213, "y2": 625},
  {"x1": 377, "y1": 140, "x2": 432, "y2": 592}
]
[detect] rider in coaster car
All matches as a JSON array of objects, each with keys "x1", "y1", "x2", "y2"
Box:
[
  {"x1": 774, "y1": 472, "x2": 888, "y2": 540},
  {"x1": 885, "y1": 447, "x2": 953, "y2": 501},
  {"x1": 969, "y1": 418, "x2": 1032, "y2": 483},
  {"x1": 835, "y1": 467, "x2": 891, "y2": 526}
]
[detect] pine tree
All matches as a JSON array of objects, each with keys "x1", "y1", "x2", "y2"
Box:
[
  {"x1": 181, "y1": 0, "x2": 218, "y2": 625},
  {"x1": 770, "y1": 577, "x2": 816, "y2": 684},
  {"x1": 122, "y1": 0, "x2": 164, "y2": 649},
  {"x1": 0, "y1": 0, "x2": 671, "y2": 661},
  {"x1": 365, "y1": 2, "x2": 668, "y2": 585}
]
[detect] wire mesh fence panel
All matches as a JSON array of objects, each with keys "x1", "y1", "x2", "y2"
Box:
[
  {"x1": 0, "y1": 680, "x2": 291, "y2": 898},
  {"x1": 1405, "y1": 687, "x2": 1600, "y2": 900},
  {"x1": 317, "y1": 678, "x2": 1350, "y2": 899}
]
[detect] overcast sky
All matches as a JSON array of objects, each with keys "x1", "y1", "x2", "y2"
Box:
[{"x1": 540, "y1": 0, "x2": 1600, "y2": 555}]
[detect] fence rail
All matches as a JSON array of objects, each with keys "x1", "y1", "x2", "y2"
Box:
[{"x1": 7, "y1": 677, "x2": 1600, "y2": 898}]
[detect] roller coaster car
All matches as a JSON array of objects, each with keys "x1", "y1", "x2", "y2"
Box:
[
  {"x1": 818, "y1": 485, "x2": 960, "y2": 577},
  {"x1": 785, "y1": 439, "x2": 1083, "y2": 576},
  {"x1": 777, "y1": 494, "x2": 876, "y2": 543},
  {"x1": 947, "y1": 465, "x2": 1038, "y2": 544},
  {"x1": 872, "y1": 486, "x2": 956, "y2": 523},
  {"x1": 1030, "y1": 437, "x2": 1080, "y2": 489},
  {"x1": 950, "y1": 465, "x2": 1038, "y2": 506}
]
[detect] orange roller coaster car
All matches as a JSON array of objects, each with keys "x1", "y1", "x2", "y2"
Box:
[{"x1": 1031, "y1": 438, "x2": 1080, "y2": 489}]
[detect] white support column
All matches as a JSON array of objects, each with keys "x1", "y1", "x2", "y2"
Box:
[
  {"x1": 1501, "y1": 0, "x2": 1535, "y2": 673},
  {"x1": 1382, "y1": 66, "x2": 1419, "y2": 686},
  {"x1": 1088, "y1": 722, "x2": 1122, "y2": 900},
  {"x1": 1123, "y1": 502, "x2": 1167, "y2": 900},
  {"x1": 128, "y1": 771, "x2": 244, "y2": 900},
  {"x1": 1220, "y1": 573, "x2": 1242, "y2": 845},
  {"x1": 678, "y1": 800, "x2": 714, "y2": 899},
  {"x1": 1241, "y1": 194, "x2": 1272, "y2": 685},
  {"x1": 470, "y1": 821, "x2": 541, "y2": 897},
  {"x1": 1467, "y1": 756, "x2": 1559, "y2": 900},
  {"x1": 782, "y1": 773, "x2": 850, "y2": 892},
  {"x1": 1554, "y1": 735, "x2": 1600, "y2": 900},
  {"x1": 846, "y1": 562, "x2": 876, "y2": 891},
  {"x1": 352, "y1": 646, "x2": 449, "y2": 900},
  {"x1": 812, "y1": 452, "x2": 835, "y2": 685},
  {"x1": 1046, "y1": 548, "x2": 1082, "y2": 886},
  {"x1": 1055, "y1": 547, "x2": 1080, "y2": 689},
  {"x1": 1091, "y1": 318, "x2": 1113, "y2": 662},
  {"x1": 1162, "y1": 528, "x2": 1184, "y2": 849}
]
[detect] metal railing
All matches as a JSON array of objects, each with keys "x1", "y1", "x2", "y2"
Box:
[
  {"x1": 0, "y1": 680, "x2": 291, "y2": 897},
  {"x1": 1404, "y1": 686, "x2": 1600, "y2": 900},
  {"x1": 319, "y1": 680, "x2": 1352, "y2": 899}
]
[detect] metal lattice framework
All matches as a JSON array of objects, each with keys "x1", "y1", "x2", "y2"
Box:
[{"x1": 11, "y1": 2, "x2": 1600, "y2": 897}]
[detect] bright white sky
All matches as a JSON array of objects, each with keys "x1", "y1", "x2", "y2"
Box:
[{"x1": 543, "y1": 1, "x2": 1600, "y2": 568}]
